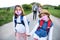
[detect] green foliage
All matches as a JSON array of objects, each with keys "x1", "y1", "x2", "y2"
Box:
[
  {"x1": 6, "y1": 7, "x2": 10, "y2": 11},
  {"x1": 0, "y1": 8, "x2": 13, "y2": 26},
  {"x1": 43, "y1": 5, "x2": 54, "y2": 9},
  {"x1": 22, "y1": 4, "x2": 32, "y2": 15},
  {"x1": 54, "y1": 5, "x2": 60, "y2": 9},
  {"x1": 48, "y1": 9, "x2": 60, "y2": 18},
  {"x1": 22, "y1": 4, "x2": 32, "y2": 11}
]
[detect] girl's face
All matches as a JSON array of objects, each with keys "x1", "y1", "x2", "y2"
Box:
[
  {"x1": 15, "y1": 7, "x2": 22, "y2": 15},
  {"x1": 41, "y1": 13, "x2": 45, "y2": 17}
]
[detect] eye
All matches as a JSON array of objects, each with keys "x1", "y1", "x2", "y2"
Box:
[
  {"x1": 19, "y1": 9, "x2": 21, "y2": 11},
  {"x1": 15, "y1": 9, "x2": 17, "y2": 11}
]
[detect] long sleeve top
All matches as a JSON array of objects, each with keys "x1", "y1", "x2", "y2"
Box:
[{"x1": 13, "y1": 15, "x2": 29, "y2": 35}]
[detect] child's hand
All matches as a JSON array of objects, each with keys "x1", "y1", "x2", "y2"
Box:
[
  {"x1": 46, "y1": 27, "x2": 50, "y2": 33},
  {"x1": 27, "y1": 35, "x2": 30, "y2": 37},
  {"x1": 26, "y1": 34, "x2": 30, "y2": 37},
  {"x1": 37, "y1": 26, "x2": 41, "y2": 30},
  {"x1": 40, "y1": 26, "x2": 42, "y2": 27},
  {"x1": 47, "y1": 27, "x2": 50, "y2": 29}
]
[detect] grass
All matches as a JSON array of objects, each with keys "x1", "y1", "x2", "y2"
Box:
[{"x1": 48, "y1": 9, "x2": 60, "y2": 18}]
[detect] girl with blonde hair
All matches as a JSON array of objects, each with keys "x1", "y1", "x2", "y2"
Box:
[
  {"x1": 13, "y1": 5, "x2": 29, "y2": 40},
  {"x1": 30, "y1": 9, "x2": 53, "y2": 40}
]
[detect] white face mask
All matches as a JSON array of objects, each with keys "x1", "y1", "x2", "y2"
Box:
[{"x1": 15, "y1": 11, "x2": 22, "y2": 15}]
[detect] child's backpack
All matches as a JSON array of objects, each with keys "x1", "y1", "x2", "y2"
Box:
[
  {"x1": 35, "y1": 20, "x2": 53, "y2": 37},
  {"x1": 14, "y1": 16, "x2": 30, "y2": 27}
]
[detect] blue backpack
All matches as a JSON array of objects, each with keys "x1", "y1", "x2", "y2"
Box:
[
  {"x1": 35, "y1": 20, "x2": 53, "y2": 37},
  {"x1": 14, "y1": 16, "x2": 30, "y2": 27}
]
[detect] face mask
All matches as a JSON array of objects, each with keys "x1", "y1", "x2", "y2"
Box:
[
  {"x1": 15, "y1": 11, "x2": 22, "y2": 15},
  {"x1": 41, "y1": 15, "x2": 49, "y2": 21}
]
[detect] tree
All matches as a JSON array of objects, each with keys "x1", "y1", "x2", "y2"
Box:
[
  {"x1": 22, "y1": 4, "x2": 32, "y2": 11},
  {"x1": 6, "y1": 7, "x2": 10, "y2": 11}
]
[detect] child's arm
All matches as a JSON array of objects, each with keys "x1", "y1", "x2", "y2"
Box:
[
  {"x1": 13, "y1": 16, "x2": 15, "y2": 27},
  {"x1": 23, "y1": 16, "x2": 29, "y2": 35},
  {"x1": 13, "y1": 16, "x2": 16, "y2": 32},
  {"x1": 30, "y1": 22, "x2": 39, "y2": 36}
]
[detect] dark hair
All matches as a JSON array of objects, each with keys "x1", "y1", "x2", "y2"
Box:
[{"x1": 14, "y1": 5, "x2": 25, "y2": 17}]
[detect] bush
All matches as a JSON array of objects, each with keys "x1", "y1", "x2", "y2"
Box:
[
  {"x1": 22, "y1": 4, "x2": 32, "y2": 11},
  {"x1": 0, "y1": 7, "x2": 13, "y2": 26},
  {"x1": 22, "y1": 4, "x2": 32, "y2": 15},
  {"x1": 54, "y1": 6, "x2": 60, "y2": 9}
]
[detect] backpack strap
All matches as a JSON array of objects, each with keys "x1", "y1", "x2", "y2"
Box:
[
  {"x1": 14, "y1": 16, "x2": 25, "y2": 27},
  {"x1": 20, "y1": 16, "x2": 30, "y2": 26},
  {"x1": 20, "y1": 16, "x2": 25, "y2": 26},
  {"x1": 14, "y1": 16, "x2": 17, "y2": 27},
  {"x1": 39, "y1": 20, "x2": 53, "y2": 28},
  {"x1": 14, "y1": 16, "x2": 29, "y2": 27}
]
